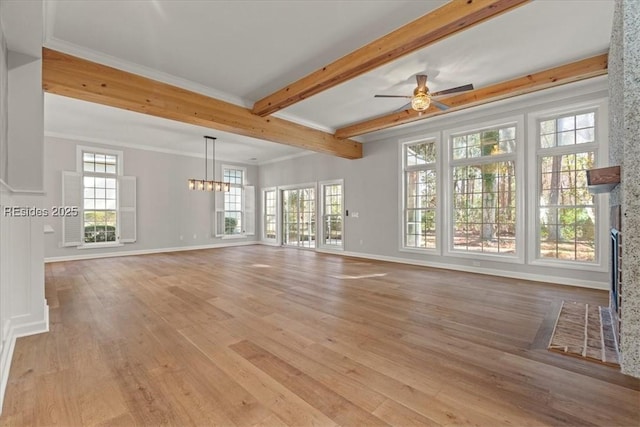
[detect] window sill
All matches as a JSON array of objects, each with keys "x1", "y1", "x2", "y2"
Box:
[
  {"x1": 78, "y1": 243, "x2": 125, "y2": 250},
  {"x1": 317, "y1": 245, "x2": 344, "y2": 252},
  {"x1": 400, "y1": 247, "x2": 439, "y2": 255},
  {"x1": 528, "y1": 258, "x2": 607, "y2": 273},
  {"x1": 446, "y1": 249, "x2": 524, "y2": 264},
  {"x1": 221, "y1": 235, "x2": 248, "y2": 240}
]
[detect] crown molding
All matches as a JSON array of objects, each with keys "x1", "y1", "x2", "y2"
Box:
[{"x1": 44, "y1": 37, "x2": 249, "y2": 107}]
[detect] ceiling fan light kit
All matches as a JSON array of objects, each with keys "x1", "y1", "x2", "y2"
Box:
[
  {"x1": 411, "y1": 92, "x2": 431, "y2": 112},
  {"x1": 375, "y1": 74, "x2": 472, "y2": 113}
]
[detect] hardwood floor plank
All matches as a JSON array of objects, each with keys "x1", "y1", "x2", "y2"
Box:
[
  {"x1": 230, "y1": 340, "x2": 390, "y2": 426},
  {"x1": 373, "y1": 399, "x2": 442, "y2": 427},
  {"x1": 204, "y1": 347, "x2": 339, "y2": 427},
  {"x1": 1, "y1": 246, "x2": 638, "y2": 426}
]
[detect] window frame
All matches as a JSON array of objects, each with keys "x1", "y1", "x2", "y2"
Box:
[
  {"x1": 76, "y1": 145, "x2": 123, "y2": 248},
  {"x1": 399, "y1": 134, "x2": 441, "y2": 254},
  {"x1": 262, "y1": 187, "x2": 278, "y2": 243},
  {"x1": 318, "y1": 179, "x2": 344, "y2": 251},
  {"x1": 526, "y1": 99, "x2": 609, "y2": 272},
  {"x1": 279, "y1": 182, "x2": 317, "y2": 249},
  {"x1": 443, "y1": 116, "x2": 525, "y2": 264},
  {"x1": 222, "y1": 164, "x2": 247, "y2": 238}
]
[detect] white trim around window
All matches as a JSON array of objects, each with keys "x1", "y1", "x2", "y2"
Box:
[
  {"x1": 398, "y1": 133, "x2": 441, "y2": 255},
  {"x1": 75, "y1": 146, "x2": 125, "y2": 248},
  {"x1": 442, "y1": 115, "x2": 526, "y2": 264},
  {"x1": 262, "y1": 186, "x2": 278, "y2": 244},
  {"x1": 76, "y1": 145, "x2": 124, "y2": 176},
  {"x1": 526, "y1": 98, "x2": 609, "y2": 272},
  {"x1": 221, "y1": 164, "x2": 247, "y2": 238},
  {"x1": 318, "y1": 179, "x2": 344, "y2": 251}
]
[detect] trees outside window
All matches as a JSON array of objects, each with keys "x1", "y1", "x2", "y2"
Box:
[
  {"x1": 403, "y1": 140, "x2": 437, "y2": 250},
  {"x1": 537, "y1": 111, "x2": 597, "y2": 262},
  {"x1": 450, "y1": 126, "x2": 517, "y2": 255}
]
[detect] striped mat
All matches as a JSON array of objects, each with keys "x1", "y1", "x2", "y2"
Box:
[{"x1": 548, "y1": 301, "x2": 619, "y2": 366}]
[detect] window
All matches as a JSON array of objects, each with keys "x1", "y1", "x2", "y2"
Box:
[
  {"x1": 450, "y1": 125, "x2": 517, "y2": 255},
  {"x1": 536, "y1": 111, "x2": 598, "y2": 262},
  {"x1": 63, "y1": 146, "x2": 135, "y2": 248},
  {"x1": 320, "y1": 180, "x2": 343, "y2": 249},
  {"x1": 403, "y1": 140, "x2": 437, "y2": 250},
  {"x1": 224, "y1": 167, "x2": 244, "y2": 235},
  {"x1": 263, "y1": 188, "x2": 277, "y2": 240},
  {"x1": 82, "y1": 151, "x2": 119, "y2": 244}
]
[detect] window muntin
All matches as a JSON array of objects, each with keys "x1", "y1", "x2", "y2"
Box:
[
  {"x1": 537, "y1": 111, "x2": 597, "y2": 262},
  {"x1": 450, "y1": 125, "x2": 518, "y2": 256},
  {"x1": 82, "y1": 151, "x2": 118, "y2": 244},
  {"x1": 452, "y1": 127, "x2": 516, "y2": 160},
  {"x1": 540, "y1": 112, "x2": 595, "y2": 148},
  {"x1": 224, "y1": 167, "x2": 244, "y2": 235},
  {"x1": 264, "y1": 189, "x2": 276, "y2": 240},
  {"x1": 403, "y1": 141, "x2": 437, "y2": 250}
]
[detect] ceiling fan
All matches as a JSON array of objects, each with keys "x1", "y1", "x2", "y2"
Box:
[{"x1": 374, "y1": 75, "x2": 473, "y2": 113}]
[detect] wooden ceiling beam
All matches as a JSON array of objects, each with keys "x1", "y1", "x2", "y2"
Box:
[
  {"x1": 251, "y1": 0, "x2": 531, "y2": 117},
  {"x1": 335, "y1": 53, "x2": 609, "y2": 139},
  {"x1": 42, "y1": 48, "x2": 362, "y2": 160}
]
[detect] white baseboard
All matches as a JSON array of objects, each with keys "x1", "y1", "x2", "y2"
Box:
[
  {"x1": 316, "y1": 248, "x2": 608, "y2": 290},
  {"x1": 258, "y1": 240, "x2": 281, "y2": 247},
  {"x1": 44, "y1": 241, "x2": 259, "y2": 263},
  {"x1": 0, "y1": 302, "x2": 49, "y2": 415}
]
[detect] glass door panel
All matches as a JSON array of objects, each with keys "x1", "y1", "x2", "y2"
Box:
[{"x1": 282, "y1": 187, "x2": 316, "y2": 248}]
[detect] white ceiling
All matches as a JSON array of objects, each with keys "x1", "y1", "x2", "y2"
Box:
[
  {"x1": 44, "y1": 94, "x2": 309, "y2": 164},
  {"x1": 42, "y1": 0, "x2": 614, "y2": 162}
]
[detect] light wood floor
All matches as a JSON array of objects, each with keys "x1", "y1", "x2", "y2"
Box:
[{"x1": 1, "y1": 246, "x2": 639, "y2": 426}]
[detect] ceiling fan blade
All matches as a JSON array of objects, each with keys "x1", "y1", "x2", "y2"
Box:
[
  {"x1": 432, "y1": 99, "x2": 450, "y2": 111},
  {"x1": 431, "y1": 83, "x2": 474, "y2": 97},
  {"x1": 416, "y1": 75, "x2": 428, "y2": 92},
  {"x1": 374, "y1": 95, "x2": 412, "y2": 98}
]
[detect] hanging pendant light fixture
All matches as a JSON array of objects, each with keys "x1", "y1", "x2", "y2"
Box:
[{"x1": 188, "y1": 136, "x2": 230, "y2": 192}]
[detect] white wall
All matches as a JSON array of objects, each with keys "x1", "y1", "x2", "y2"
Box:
[
  {"x1": 260, "y1": 78, "x2": 611, "y2": 289},
  {"x1": 0, "y1": 0, "x2": 48, "y2": 413},
  {"x1": 43, "y1": 136, "x2": 259, "y2": 261},
  {"x1": 7, "y1": 53, "x2": 43, "y2": 191},
  {"x1": 0, "y1": 21, "x2": 6, "y2": 183}
]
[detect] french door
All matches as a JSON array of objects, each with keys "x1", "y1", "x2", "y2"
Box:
[{"x1": 282, "y1": 187, "x2": 316, "y2": 248}]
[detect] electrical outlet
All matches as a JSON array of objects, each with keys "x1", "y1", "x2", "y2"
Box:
[
  {"x1": 352, "y1": 212, "x2": 359, "y2": 218},
  {"x1": 179, "y1": 235, "x2": 183, "y2": 241},
  {"x1": 472, "y1": 261, "x2": 481, "y2": 267},
  {"x1": 193, "y1": 234, "x2": 197, "y2": 239}
]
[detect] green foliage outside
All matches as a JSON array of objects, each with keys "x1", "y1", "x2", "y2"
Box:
[
  {"x1": 225, "y1": 217, "x2": 238, "y2": 234},
  {"x1": 84, "y1": 225, "x2": 116, "y2": 243}
]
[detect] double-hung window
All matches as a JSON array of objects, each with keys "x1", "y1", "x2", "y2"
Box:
[
  {"x1": 535, "y1": 110, "x2": 599, "y2": 263},
  {"x1": 217, "y1": 165, "x2": 254, "y2": 238},
  {"x1": 449, "y1": 124, "x2": 519, "y2": 256},
  {"x1": 62, "y1": 146, "x2": 136, "y2": 247},
  {"x1": 263, "y1": 188, "x2": 277, "y2": 241},
  {"x1": 82, "y1": 151, "x2": 118, "y2": 244},
  {"x1": 320, "y1": 180, "x2": 344, "y2": 249},
  {"x1": 223, "y1": 167, "x2": 244, "y2": 235},
  {"x1": 402, "y1": 139, "x2": 437, "y2": 250}
]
